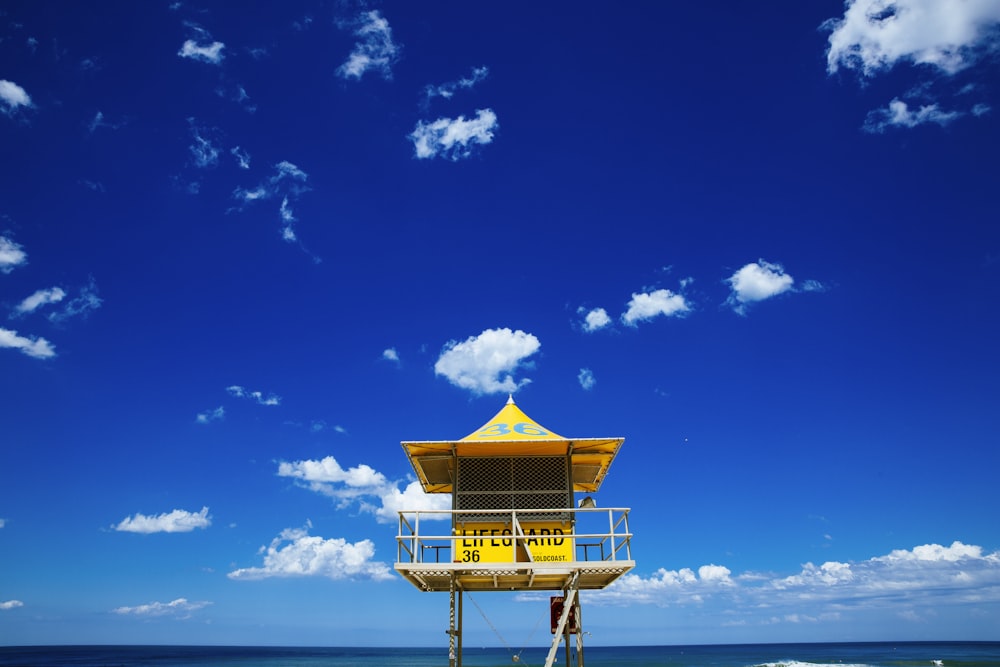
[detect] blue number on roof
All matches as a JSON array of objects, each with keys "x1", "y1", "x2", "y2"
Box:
[
  {"x1": 477, "y1": 423, "x2": 511, "y2": 436},
  {"x1": 513, "y1": 423, "x2": 548, "y2": 436}
]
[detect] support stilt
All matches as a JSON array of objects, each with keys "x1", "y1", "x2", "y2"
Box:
[
  {"x1": 544, "y1": 572, "x2": 581, "y2": 667},
  {"x1": 457, "y1": 585, "x2": 463, "y2": 666},
  {"x1": 564, "y1": 620, "x2": 571, "y2": 667},
  {"x1": 574, "y1": 594, "x2": 584, "y2": 667},
  {"x1": 448, "y1": 576, "x2": 457, "y2": 667}
]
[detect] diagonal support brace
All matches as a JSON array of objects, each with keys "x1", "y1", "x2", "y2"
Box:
[{"x1": 544, "y1": 571, "x2": 581, "y2": 667}]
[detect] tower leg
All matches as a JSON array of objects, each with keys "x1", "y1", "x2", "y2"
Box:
[
  {"x1": 457, "y1": 586, "x2": 463, "y2": 666},
  {"x1": 448, "y1": 577, "x2": 457, "y2": 667},
  {"x1": 564, "y1": 622, "x2": 571, "y2": 666},
  {"x1": 574, "y1": 595, "x2": 584, "y2": 667},
  {"x1": 544, "y1": 572, "x2": 581, "y2": 667}
]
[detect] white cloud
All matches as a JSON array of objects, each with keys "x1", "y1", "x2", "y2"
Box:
[
  {"x1": 272, "y1": 160, "x2": 307, "y2": 182},
  {"x1": 800, "y1": 279, "x2": 827, "y2": 293},
  {"x1": 434, "y1": 327, "x2": 540, "y2": 395},
  {"x1": 374, "y1": 480, "x2": 452, "y2": 523},
  {"x1": 593, "y1": 564, "x2": 733, "y2": 606},
  {"x1": 279, "y1": 197, "x2": 296, "y2": 242},
  {"x1": 580, "y1": 307, "x2": 611, "y2": 332},
  {"x1": 698, "y1": 564, "x2": 735, "y2": 583},
  {"x1": 178, "y1": 39, "x2": 225, "y2": 65},
  {"x1": 226, "y1": 385, "x2": 281, "y2": 406},
  {"x1": 769, "y1": 541, "x2": 1000, "y2": 606},
  {"x1": 113, "y1": 507, "x2": 212, "y2": 534},
  {"x1": 217, "y1": 84, "x2": 254, "y2": 113},
  {"x1": 188, "y1": 124, "x2": 220, "y2": 169},
  {"x1": 382, "y1": 347, "x2": 400, "y2": 363},
  {"x1": 825, "y1": 0, "x2": 1000, "y2": 76},
  {"x1": 578, "y1": 368, "x2": 596, "y2": 391},
  {"x1": 232, "y1": 162, "x2": 311, "y2": 243},
  {"x1": 47, "y1": 279, "x2": 102, "y2": 323},
  {"x1": 113, "y1": 598, "x2": 210, "y2": 617},
  {"x1": 0, "y1": 600, "x2": 24, "y2": 610},
  {"x1": 423, "y1": 66, "x2": 489, "y2": 105},
  {"x1": 195, "y1": 406, "x2": 224, "y2": 424},
  {"x1": 773, "y1": 560, "x2": 856, "y2": 588},
  {"x1": 0, "y1": 236, "x2": 27, "y2": 273},
  {"x1": 231, "y1": 146, "x2": 250, "y2": 169},
  {"x1": 824, "y1": 0, "x2": 1000, "y2": 130},
  {"x1": 15, "y1": 287, "x2": 66, "y2": 315},
  {"x1": 621, "y1": 289, "x2": 689, "y2": 326},
  {"x1": 0, "y1": 327, "x2": 56, "y2": 359},
  {"x1": 590, "y1": 541, "x2": 1000, "y2": 614},
  {"x1": 863, "y1": 98, "x2": 964, "y2": 132},
  {"x1": 337, "y1": 10, "x2": 399, "y2": 81},
  {"x1": 235, "y1": 186, "x2": 268, "y2": 202},
  {"x1": 279, "y1": 456, "x2": 388, "y2": 494},
  {"x1": 725, "y1": 260, "x2": 795, "y2": 314},
  {"x1": 87, "y1": 110, "x2": 123, "y2": 133},
  {"x1": 0, "y1": 80, "x2": 32, "y2": 115},
  {"x1": 278, "y1": 456, "x2": 450, "y2": 523},
  {"x1": 0, "y1": 518, "x2": 5, "y2": 528},
  {"x1": 410, "y1": 109, "x2": 498, "y2": 160},
  {"x1": 227, "y1": 525, "x2": 393, "y2": 581},
  {"x1": 880, "y1": 540, "x2": 987, "y2": 562}
]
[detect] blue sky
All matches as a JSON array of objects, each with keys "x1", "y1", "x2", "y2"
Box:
[{"x1": 1, "y1": 0, "x2": 999, "y2": 648}]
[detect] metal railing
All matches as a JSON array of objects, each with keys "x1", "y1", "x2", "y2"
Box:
[{"x1": 396, "y1": 507, "x2": 632, "y2": 565}]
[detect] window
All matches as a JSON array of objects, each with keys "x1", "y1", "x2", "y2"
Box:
[{"x1": 455, "y1": 456, "x2": 570, "y2": 522}]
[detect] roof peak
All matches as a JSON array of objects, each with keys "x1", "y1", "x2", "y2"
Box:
[{"x1": 461, "y1": 396, "x2": 562, "y2": 441}]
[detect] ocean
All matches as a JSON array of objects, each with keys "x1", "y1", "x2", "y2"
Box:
[{"x1": 0, "y1": 643, "x2": 996, "y2": 667}]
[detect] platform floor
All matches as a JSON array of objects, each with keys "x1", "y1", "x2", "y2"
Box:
[{"x1": 394, "y1": 559, "x2": 635, "y2": 592}]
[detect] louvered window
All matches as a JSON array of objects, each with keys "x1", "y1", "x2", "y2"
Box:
[{"x1": 455, "y1": 456, "x2": 570, "y2": 522}]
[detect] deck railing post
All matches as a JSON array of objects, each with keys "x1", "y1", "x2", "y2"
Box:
[
  {"x1": 622, "y1": 512, "x2": 632, "y2": 560},
  {"x1": 414, "y1": 512, "x2": 421, "y2": 563},
  {"x1": 607, "y1": 509, "x2": 615, "y2": 561}
]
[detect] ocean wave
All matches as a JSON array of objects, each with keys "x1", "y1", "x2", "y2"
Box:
[{"x1": 753, "y1": 662, "x2": 875, "y2": 667}]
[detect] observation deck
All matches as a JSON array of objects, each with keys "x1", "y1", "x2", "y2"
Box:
[{"x1": 395, "y1": 506, "x2": 634, "y2": 593}]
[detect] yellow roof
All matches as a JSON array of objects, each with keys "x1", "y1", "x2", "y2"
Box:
[{"x1": 401, "y1": 396, "x2": 624, "y2": 493}]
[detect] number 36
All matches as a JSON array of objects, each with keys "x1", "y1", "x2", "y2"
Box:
[{"x1": 477, "y1": 422, "x2": 548, "y2": 437}]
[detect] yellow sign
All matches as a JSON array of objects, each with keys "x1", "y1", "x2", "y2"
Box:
[{"x1": 454, "y1": 522, "x2": 574, "y2": 564}]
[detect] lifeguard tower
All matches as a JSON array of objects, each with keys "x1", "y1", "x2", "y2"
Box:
[{"x1": 395, "y1": 397, "x2": 634, "y2": 667}]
